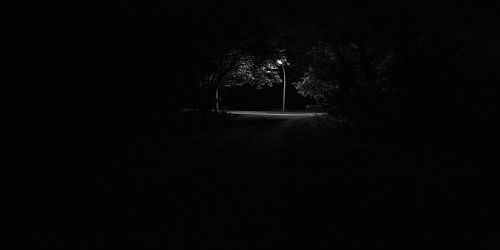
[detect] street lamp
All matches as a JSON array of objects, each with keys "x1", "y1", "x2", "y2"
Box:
[{"x1": 277, "y1": 59, "x2": 286, "y2": 112}]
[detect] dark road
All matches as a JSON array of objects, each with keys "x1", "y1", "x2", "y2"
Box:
[
  {"x1": 103, "y1": 111, "x2": 496, "y2": 249},
  {"x1": 10, "y1": 111, "x2": 499, "y2": 249}
]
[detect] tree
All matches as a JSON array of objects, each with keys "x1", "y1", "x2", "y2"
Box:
[
  {"x1": 284, "y1": 0, "x2": 499, "y2": 124},
  {"x1": 293, "y1": 67, "x2": 338, "y2": 105},
  {"x1": 196, "y1": 49, "x2": 282, "y2": 112}
]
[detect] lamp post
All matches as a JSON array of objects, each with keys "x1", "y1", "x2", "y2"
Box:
[{"x1": 277, "y1": 59, "x2": 286, "y2": 112}]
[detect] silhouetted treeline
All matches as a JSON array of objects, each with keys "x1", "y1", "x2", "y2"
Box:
[
  {"x1": 279, "y1": 0, "x2": 500, "y2": 143},
  {"x1": 7, "y1": 1, "x2": 280, "y2": 155},
  {"x1": 7, "y1": 1, "x2": 500, "y2": 150}
]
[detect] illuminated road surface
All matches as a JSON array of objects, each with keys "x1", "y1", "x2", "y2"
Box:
[
  {"x1": 227, "y1": 110, "x2": 327, "y2": 117},
  {"x1": 181, "y1": 110, "x2": 312, "y2": 153}
]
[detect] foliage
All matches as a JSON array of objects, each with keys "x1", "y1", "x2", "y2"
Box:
[
  {"x1": 286, "y1": 0, "x2": 499, "y2": 127},
  {"x1": 222, "y1": 55, "x2": 282, "y2": 89},
  {"x1": 194, "y1": 48, "x2": 283, "y2": 111},
  {"x1": 293, "y1": 67, "x2": 338, "y2": 104}
]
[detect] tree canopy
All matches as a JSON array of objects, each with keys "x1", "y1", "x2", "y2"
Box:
[
  {"x1": 8, "y1": 0, "x2": 499, "y2": 128},
  {"x1": 280, "y1": 0, "x2": 499, "y2": 126}
]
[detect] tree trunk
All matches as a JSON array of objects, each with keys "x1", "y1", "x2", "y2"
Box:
[{"x1": 215, "y1": 86, "x2": 220, "y2": 112}]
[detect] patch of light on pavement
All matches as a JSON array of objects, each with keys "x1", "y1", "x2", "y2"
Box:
[{"x1": 228, "y1": 110, "x2": 327, "y2": 117}]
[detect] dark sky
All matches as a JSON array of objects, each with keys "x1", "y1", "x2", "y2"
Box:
[
  {"x1": 6, "y1": 1, "x2": 499, "y2": 113},
  {"x1": 5, "y1": 1, "x2": 312, "y2": 110}
]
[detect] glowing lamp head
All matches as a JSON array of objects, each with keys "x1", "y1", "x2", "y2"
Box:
[{"x1": 277, "y1": 59, "x2": 283, "y2": 65}]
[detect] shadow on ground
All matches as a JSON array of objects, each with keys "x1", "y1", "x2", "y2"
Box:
[{"x1": 7, "y1": 111, "x2": 499, "y2": 249}]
